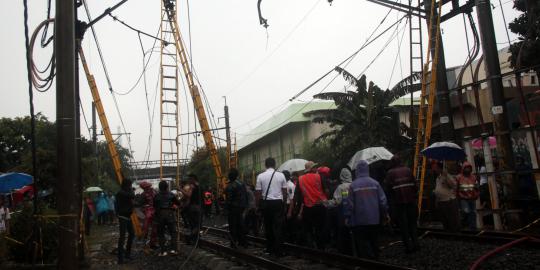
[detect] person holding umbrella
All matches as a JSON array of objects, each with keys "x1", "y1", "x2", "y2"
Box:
[
  {"x1": 433, "y1": 161, "x2": 460, "y2": 232},
  {"x1": 422, "y1": 142, "x2": 466, "y2": 232}
]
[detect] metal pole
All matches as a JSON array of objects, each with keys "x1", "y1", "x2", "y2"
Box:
[
  {"x1": 475, "y1": 0, "x2": 516, "y2": 197},
  {"x1": 424, "y1": 0, "x2": 454, "y2": 141},
  {"x1": 224, "y1": 97, "x2": 232, "y2": 169},
  {"x1": 55, "y1": 0, "x2": 79, "y2": 267}
]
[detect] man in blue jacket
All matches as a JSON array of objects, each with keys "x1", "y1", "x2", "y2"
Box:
[{"x1": 344, "y1": 160, "x2": 388, "y2": 260}]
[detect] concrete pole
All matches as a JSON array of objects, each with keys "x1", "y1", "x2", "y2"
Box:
[
  {"x1": 55, "y1": 0, "x2": 80, "y2": 267},
  {"x1": 475, "y1": 0, "x2": 516, "y2": 196}
]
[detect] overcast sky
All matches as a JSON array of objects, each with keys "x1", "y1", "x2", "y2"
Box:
[{"x1": 0, "y1": 0, "x2": 519, "y2": 163}]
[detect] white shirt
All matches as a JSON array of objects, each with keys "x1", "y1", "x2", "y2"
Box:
[
  {"x1": 256, "y1": 168, "x2": 287, "y2": 200},
  {"x1": 0, "y1": 206, "x2": 10, "y2": 233},
  {"x1": 286, "y1": 180, "x2": 296, "y2": 205}
]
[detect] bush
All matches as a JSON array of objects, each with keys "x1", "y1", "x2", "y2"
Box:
[{"x1": 8, "y1": 202, "x2": 59, "y2": 264}]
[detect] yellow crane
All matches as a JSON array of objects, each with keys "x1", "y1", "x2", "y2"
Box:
[
  {"x1": 412, "y1": 0, "x2": 443, "y2": 215},
  {"x1": 78, "y1": 44, "x2": 142, "y2": 236},
  {"x1": 161, "y1": 0, "x2": 227, "y2": 195}
]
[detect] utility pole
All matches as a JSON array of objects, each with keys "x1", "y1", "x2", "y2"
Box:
[
  {"x1": 424, "y1": 0, "x2": 454, "y2": 141},
  {"x1": 475, "y1": 0, "x2": 516, "y2": 212},
  {"x1": 55, "y1": 0, "x2": 79, "y2": 268},
  {"x1": 224, "y1": 96, "x2": 232, "y2": 169}
]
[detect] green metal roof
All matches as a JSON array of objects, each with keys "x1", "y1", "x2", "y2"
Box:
[
  {"x1": 389, "y1": 97, "x2": 420, "y2": 107},
  {"x1": 237, "y1": 101, "x2": 336, "y2": 150}
]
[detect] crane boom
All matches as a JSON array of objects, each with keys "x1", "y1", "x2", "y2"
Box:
[
  {"x1": 162, "y1": 0, "x2": 227, "y2": 194},
  {"x1": 78, "y1": 45, "x2": 142, "y2": 236}
]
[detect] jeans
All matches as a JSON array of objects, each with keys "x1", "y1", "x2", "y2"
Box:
[
  {"x1": 351, "y1": 225, "x2": 380, "y2": 260},
  {"x1": 261, "y1": 200, "x2": 284, "y2": 254},
  {"x1": 156, "y1": 210, "x2": 177, "y2": 252},
  {"x1": 394, "y1": 203, "x2": 419, "y2": 252},
  {"x1": 228, "y1": 207, "x2": 247, "y2": 247},
  {"x1": 118, "y1": 216, "x2": 134, "y2": 263},
  {"x1": 460, "y1": 199, "x2": 477, "y2": 230}
]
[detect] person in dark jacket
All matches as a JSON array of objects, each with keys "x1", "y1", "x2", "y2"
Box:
[
  {"x1": 115, "y1": 179, "x2": 135, "y2": 264},
  {"x1": 384, "y1": 156, "x2": 419, "y2": 253},
  {"x1": 154, "y1": 180, "x2": 181, "y2": 256},
  {"x1": 182, "y1": 174, "x2": 202, "y2": 245},
  {"x1": 225, "y1": 168, "x2": 248, "y2": 248},
  {"x1": 344, "y1": 160, "x2": 388, "y2": 260}
]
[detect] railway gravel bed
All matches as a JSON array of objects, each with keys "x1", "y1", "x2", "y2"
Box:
[{"x1": 379, "y1": 237, "x2": 540, "y2": 270}]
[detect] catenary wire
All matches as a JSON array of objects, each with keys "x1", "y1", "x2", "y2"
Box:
[
  {"x1": 224, "y1": 0, "x2": 323, "y2": 97},
  {"x1": 234, "y1": 9, "x2": 399, "y2": 132},
  {"x1": 81, "y1": 0, "x2": 137, "y2": 174},
  {"x1": 237, "y1": 13, "x2": 406, "y2": 137}
]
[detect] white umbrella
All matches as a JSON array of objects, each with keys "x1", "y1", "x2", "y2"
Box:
[
  {"x1": 84, "y1": 186, "x2": 103, "y2": 192},
  {"x1": 277, "y1": 159, "x2": 308, "y2": 172},
  {"x1": 347, "y1": 147, "x2": 393, "y2": 168}
]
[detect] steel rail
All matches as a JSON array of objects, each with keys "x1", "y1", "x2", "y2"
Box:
[
  {"x1": 203, "y1": 226, "x2": 415, "y2": 270},
  {"x1": 418, "y1": 229, "x2": 540, "y2": 248},
  {"x1": 182, "y1": 233, "x2": 295, "y2": 270}
]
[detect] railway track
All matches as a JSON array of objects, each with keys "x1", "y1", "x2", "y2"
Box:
[
  {"x1": 200, "y1": 226, "x2": 414, "y2": 270},
  {"x1": 197, "y1": 225, "x2": 540, "y2": 270},
  {"x1": 416, "y1": 227, "x2": 540, "y2": 247}
]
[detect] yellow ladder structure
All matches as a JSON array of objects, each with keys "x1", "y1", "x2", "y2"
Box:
[
  {"x1": 412, "y1": 0, "x2": 444, "y2": 214},
  {"x1": 161, "y1": 0, "x2": 227, "y2": 194},
  {"x1": 78, "y1": 45, "x2": 142, "y2": 237},
  {"x1": 159, "y1": 0, "x2": 181, "y2": 185}
]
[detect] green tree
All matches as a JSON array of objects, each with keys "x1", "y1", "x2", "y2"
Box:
[
  {"x1": 185, "y1": 146, "x2": 226, "y2": 190},
  {"x1": 509, "y1": 0, "x2": 540, "y2": 76},
  {"x1": 0, "y1": 114, "x2": 131, "y2": 193},
  {"x1": 307, "y1": 68, "x2": 414, "y2": 165}
]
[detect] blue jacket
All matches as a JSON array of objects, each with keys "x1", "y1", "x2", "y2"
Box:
[{"x1": 344, "y1": 160, "x2": 388, "y2": 226}]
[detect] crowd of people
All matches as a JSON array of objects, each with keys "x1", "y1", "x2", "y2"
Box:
[
  {"x1": 108, "y1": 154, "x2": 500, "y2": 264},
  {"x1": 220, "y1": 156, "x2": 490, "y2": 260}
]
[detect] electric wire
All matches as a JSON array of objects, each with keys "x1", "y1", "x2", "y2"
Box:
[
  {"x1": 235, "y1": 10, "x2": 402, "y2": 134},
  {"x1": 224, "y1": 0, "x2": 322, "y2": 97},
  {"x1": 387, "y1": 16, "x2": 409, "y2": 89},
  {"x1": 23, "y1": 0, "x2": 42, "y2": 256},
  {"x1": 79, "y1": 99, "x2": 93, "y2": 138},
  {"x1": 81, "y1": 0, "x2": 137, "y2": 175},
  {"x1": 358, "y1": 17, "x2": 408, "y2": 80},
  {"x1": 108, "y1": 15, "x2": 164, "y2": 96},
  {"x1": 497, "y1": 0, "x2": 512, "y2": 47},
  {"x1": 289, "y1": 9, "x2": 399, "y2": 101},
  {"x1": 29, "y1": 18, "x2": 56, "y2": 92},
  {"x1": 109, "y1": 13, "x2": 170, "y2": 45}
]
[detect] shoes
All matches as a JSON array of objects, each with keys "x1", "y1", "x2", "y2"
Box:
[
  {"x1": 158, "y1": 252, "x2": 168, "y2": 257},
  {"x1": 169, "y1": 250, "x2": 178, "y2": 255}
]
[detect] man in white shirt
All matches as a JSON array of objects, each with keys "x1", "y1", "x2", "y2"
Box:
[{"x1": 255, "y1": 157, "x2": 287, "y2": 256}]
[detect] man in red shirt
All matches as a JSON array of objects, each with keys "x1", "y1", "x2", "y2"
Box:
[{"x1": 290, "y1": 161, "x2": 327, "y2": 249}]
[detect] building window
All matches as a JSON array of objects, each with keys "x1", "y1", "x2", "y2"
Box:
[{"x1": 532, "y1": 75, "x2": 537, "y2": 85}]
